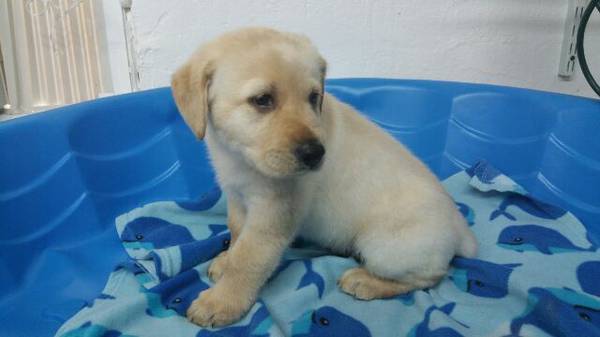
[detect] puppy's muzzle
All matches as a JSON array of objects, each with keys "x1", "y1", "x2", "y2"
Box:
[{"x1": 294, "y1": 139, "x2": 325, "y2": 170}]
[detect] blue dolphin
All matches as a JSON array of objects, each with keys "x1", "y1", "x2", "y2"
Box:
[
  {"x1": 115, "y1": 260, "x2": 177, "y2": 318},
  {"x1": 490, "y1": 194, "x2": 566, "y2": 221},
  {"x1": 450, "y1": 258, "x2": 521, "y2": 298},
  {"x1": 291, "y1": 306, "x2": 371, "y2": 337},
  {"x1": 177, "y1": 186, "x2": 222, "y2": 211},
  {"x1": 296, "y1": 260, "x2": 326, "y2": 298},
  {"x1": 121, "y1": 217, "x2": 195, "y2": 250},
  {"x1": 408, "y1": 302, "x2": 466, "y2": 337},
  {"x1": 466, "y1": 160, "x2": 502, "y2": 184},
  {"x1": 497, "y1": 225, "x2": 596, "y2": 255},
  {"x1": 275, "y1": 259, "x2": 326, "y2": 298},
  {"x1": 577, "y1": 261, "x2": 600, "y2": 297},
  {"x1": 142, "y1": 289, "x2": 178, "y2": 318},
  {"x1": 146, "y1": 269, "x2": 210, "y2": 317},
  {"x1": 197, "y1": 305, "x2": 272, "y2": 337},
  {"x1": 115, "y1": 260, "x2": 153, "y2": 284},
  {"x1": 509, "y1": 287, "x2": 600, "y2": 337},
  {"x1": 142, "y1": 224, "x2": 229, "y2": 280},
  {"x1": 178, "y1": 232, "x2": 231, "y2": 274},
  {"x1": 114, "y1": 260, "x2": 145, "y2": 273},
  {"x1": 456, "y1": 202, "x2": 475, "y2": 226},
  {"x1": 208, "y1": 224, "x2": 228, "y2": 238},
  {"x1": 59, "y1": 321, "x2": 135, "y2": 337},
  {"x1": 382, "y1": 289, "x2": 419, "y2": 305}
]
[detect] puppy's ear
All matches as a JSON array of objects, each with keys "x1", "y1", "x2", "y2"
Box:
[{"x1": 171, "y1": 54, "x2": 215, "y2": 139}]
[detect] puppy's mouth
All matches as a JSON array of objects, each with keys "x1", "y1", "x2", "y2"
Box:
[
  {"x1": 262, "y1": 147, "x2": 325, "y2": 178},
  {"x1": 298, "y1": 158, "x2": 324, "y2": 171}
]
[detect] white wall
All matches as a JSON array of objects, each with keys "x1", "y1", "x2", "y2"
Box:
[
  {"x1": 129, "y1": 0, "x2": 600, "y2": 98},
  {"x1": 100, "y1": 0, "x2": 131, "y2": 96}
]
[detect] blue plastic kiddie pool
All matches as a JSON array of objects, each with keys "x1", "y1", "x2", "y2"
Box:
[{"x1": 1, "y1": 78, "x2": 599, "y2": 336}]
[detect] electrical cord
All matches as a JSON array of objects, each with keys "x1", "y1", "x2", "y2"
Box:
[{"x1": 576, "y1": 0, "x2": 600, "y2": 97}]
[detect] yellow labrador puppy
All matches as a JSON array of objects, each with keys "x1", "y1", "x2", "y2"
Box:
[{"x1": 172, "y1": 27, "x2": 477, "y2": 327}]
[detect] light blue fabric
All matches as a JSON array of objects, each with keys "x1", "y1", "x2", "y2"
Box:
[{"x1": 55, "y1": 162, "x2": 600, "y2": 337}]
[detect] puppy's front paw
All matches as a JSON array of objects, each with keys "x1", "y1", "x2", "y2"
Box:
[
  {"x1": 208, "y1": 251, "x2": 228, "y2": 283},
  {"x1": 187, "y1": 287, "x2": 251, "y2": 327}
]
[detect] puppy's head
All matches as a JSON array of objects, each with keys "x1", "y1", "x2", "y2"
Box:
[{"x1": 172, "y1": 28, "x2": 327, "y2": 178}]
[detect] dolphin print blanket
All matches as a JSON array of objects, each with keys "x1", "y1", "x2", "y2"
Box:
[{"x1": 55, "y1": 161, "x2": 600, "y2": 337}]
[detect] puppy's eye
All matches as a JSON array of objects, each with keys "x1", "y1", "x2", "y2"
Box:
[
  {"x1": 309, "y1": 91, "x2": 320, "y2": 109},
  {"x1": 251, "y1": 93, "x2": 274, "y2": 110}
]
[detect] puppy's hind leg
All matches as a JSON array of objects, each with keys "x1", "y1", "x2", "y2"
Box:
[
  {"x1": 339, "y1": 225, "x2": 451, "y2": 300},
  {"x1": 338, "y1": 267, "x2": 445, "y2": 300},
  {"x1": 339, "y1": 267, "x2": 410, "y2": 300}
]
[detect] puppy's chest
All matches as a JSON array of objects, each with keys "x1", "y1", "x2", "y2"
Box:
[{"x1": 297, "y1": 194, "x2": 358, "y2": 252}]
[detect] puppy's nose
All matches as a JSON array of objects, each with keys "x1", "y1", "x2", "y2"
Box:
[{"x1": 295, "y1": 139, "x2": 325, "y2": 170}]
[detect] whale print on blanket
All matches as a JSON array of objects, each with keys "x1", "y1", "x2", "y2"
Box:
[
  {"x1": 497, "y1": 225, "x2": 597, "y2": 255},
  {"x1": 490, "y1": 194, "x2": 567, "y2": 221},
  {"x1": 177, "y1": 232, "x2": 231, "y2": 277},
  {"x1": 60, "y1": 321, "x2": 135, "y2": 337},
  {"x1": 291, "y1": 306, "x2": 371, "y2": 337},
  {"x1": 147, "y1": 269, "x2": 211, "y2": 317},
  {"x1": 276, "y1": 259, "x2": 326, "y2": 298},
  {"x1": 176, "y1": 186, "x2": 222, "y2": 211},
  {"x1": 408, "y1": 303, "x2": 466, "y2": 337},
  {"x1": 208, "y1": 224, "x2": 228, "y2": 238},
  {"x1": 296, "y1": 260, "x2": 325, "y2": 298},
  {"x1": 509, "y1": 287, "x2": 600, "y2": 337},
  {"x1": 121, "y1": 217, "x2": 196, "y2": 250},
  {"x1": 577, "y1": 261, "x2": 600, "y2": 297},
  {"x1": 54, "y1": 161, "x2": 600, "y2": 337},
  {"x1": 450, "y1": 258, "x2": 521, "y2": 298},
  {"x1": 466, "y1": 160, "x2": 502, "y2": 184},
  {"x1": 456, "y1": 202, "x2": 475, "y2": 226}
]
